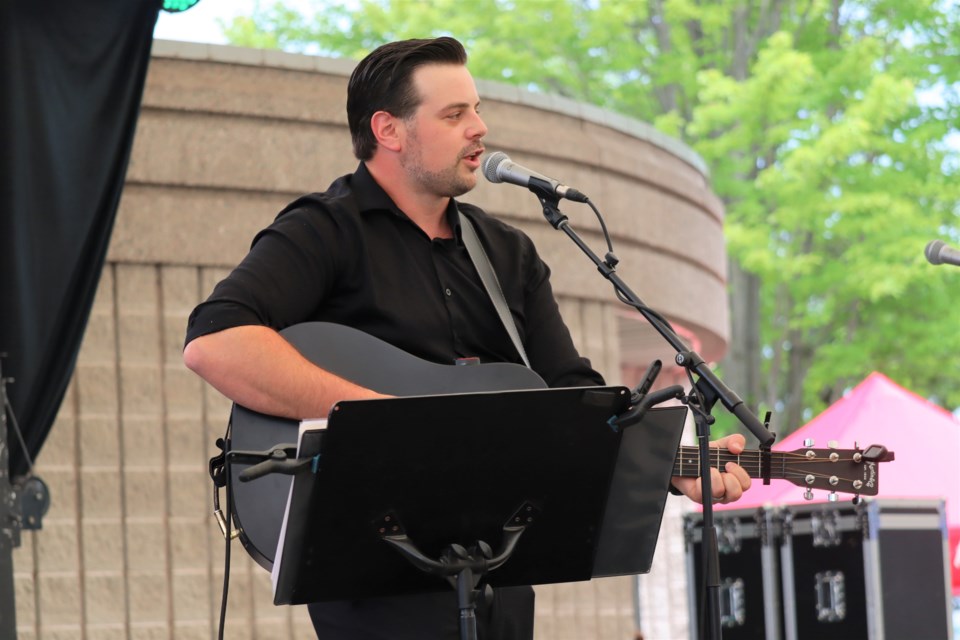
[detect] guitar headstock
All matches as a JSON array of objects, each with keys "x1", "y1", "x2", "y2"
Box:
[{"x1": 780, "y1": 441, "x2": 895, "y2": 501}]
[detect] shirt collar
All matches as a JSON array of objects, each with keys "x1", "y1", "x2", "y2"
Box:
[{"x1": 352, "y1": 162, "x2": 463, "y2": 243}]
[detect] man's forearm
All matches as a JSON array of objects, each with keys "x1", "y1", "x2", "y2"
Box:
[{"x1": 182, "y1": 324, "x2": 384, "y2": 419}]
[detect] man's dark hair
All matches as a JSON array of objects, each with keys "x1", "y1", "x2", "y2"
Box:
[{"x1": 347, "y1": 37, "x2": 468, "y2": 160}]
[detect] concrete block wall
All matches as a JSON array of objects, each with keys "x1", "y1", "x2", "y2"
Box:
[{"x1": 12, "y1": 41, "x2": 726, "y2": 640}]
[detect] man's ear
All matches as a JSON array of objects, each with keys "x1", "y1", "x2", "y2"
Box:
[{"x1": 370, "y1": 111, "x2": 403, "y2": 152}]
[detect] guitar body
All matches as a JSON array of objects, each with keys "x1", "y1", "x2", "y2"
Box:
[{"x1": 228, "y1": 322, "x2": 548, "y2": 570}]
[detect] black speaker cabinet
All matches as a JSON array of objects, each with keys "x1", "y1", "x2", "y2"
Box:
[
  {"x1": 684, "y1": 507, "x2": 783, "y2": 640},
  {"x1": 779, "y1": 498, "x2": 952, "y2": 640}
]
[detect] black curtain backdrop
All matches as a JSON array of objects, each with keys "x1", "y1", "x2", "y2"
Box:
[{"x1": 1, "y1": 0, "x2": 160, "y2": 477}]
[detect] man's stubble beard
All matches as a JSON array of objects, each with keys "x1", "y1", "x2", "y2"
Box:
[{"x1": 400, "y1": 123, "x2": 477, "y2": 198}]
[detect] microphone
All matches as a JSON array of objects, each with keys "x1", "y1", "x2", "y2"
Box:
[
  {"x1": 925, "y1": 240, "x2": 960, "y2": 267},
  {"x1": 482, "y1": 151, "x2": 590, "y2": 203}
]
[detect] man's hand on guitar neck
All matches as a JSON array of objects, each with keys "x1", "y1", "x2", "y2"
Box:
[{"x1": 670, "y1": 434, "x2": 752, "y2": 505}]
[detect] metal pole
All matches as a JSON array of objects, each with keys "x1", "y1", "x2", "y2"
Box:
[{"x1": 0, "y1": 355, "x2": 19, "y2": 638}]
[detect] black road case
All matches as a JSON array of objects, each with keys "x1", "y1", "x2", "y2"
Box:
[
  {"x1": 779, "y1": 498, "x2": 952, "y2": 640},
  {"x1": 684, "y1": 506, "x2": 784, "y2": 640}
]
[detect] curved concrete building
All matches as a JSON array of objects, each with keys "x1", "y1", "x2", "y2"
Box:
[{"x1": 13, "y1": 41, "x2": 728, "y2": 640}]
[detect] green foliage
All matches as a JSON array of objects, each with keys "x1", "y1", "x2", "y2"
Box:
[
  {"x1": 221, "y1": 0, "x2": 960, "y2": 432},
  {"x1": 162, "y1": 0, "x2": 201, "y2": 13}
]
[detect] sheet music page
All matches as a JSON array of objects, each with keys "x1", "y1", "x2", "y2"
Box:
[{"x1": 271, "y1": 418, "x2": 328, "y2": 594}]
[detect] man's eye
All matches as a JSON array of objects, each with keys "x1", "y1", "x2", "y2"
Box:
[{"x1": 448, "y1": 112, "x2": 462, "y2": 120}]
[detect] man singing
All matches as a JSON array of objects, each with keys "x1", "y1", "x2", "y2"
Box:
[{"x1": 183, "y1": 36, "x2": 750, "y2": 640}]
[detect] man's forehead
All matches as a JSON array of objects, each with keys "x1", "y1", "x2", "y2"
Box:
[{"x1": 411, "y1": 63, "x2": 479, "y2": 107}]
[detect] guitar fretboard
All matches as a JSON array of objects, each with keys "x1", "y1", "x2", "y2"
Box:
[{"x1": 672, "y1": 446, "x2": 781, "y2": 479}]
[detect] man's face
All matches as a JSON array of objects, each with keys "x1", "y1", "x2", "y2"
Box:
[{"x1": 398, "y1": 63, "x2": 488, "y2": 198}]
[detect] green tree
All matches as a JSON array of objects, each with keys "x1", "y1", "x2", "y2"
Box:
[{"x1": 222, "y1": 0, "x2": 960, "y2": 435}]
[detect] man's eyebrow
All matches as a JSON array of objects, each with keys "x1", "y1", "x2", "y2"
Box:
[{"x1": 439, "y1": 100, "x2": 481, "y2": 112}]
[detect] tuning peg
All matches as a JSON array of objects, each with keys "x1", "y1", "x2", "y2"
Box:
[
  {"x1": 828, "y1": 440, "x2": 839, "y2": 449},
  {"x1": 804, "y1": 438, "x2": 816, "y2": 447},
  {"x1": 804, "y1": 489, "x2": 814, "y2": 500},
  {"x1": 828, "y1": 492, "x2": 839, "y2": 502},
  {"x1": 862, "y1": 444, "x2": 894, "y2": 462}
]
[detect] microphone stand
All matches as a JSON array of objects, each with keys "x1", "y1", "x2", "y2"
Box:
[{"x1": 532, "y1": 189, "x2": 776, "y2": 640}]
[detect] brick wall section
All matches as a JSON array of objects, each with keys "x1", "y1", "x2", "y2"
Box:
[{"x1": 12, "y1": 41, "x2": 726, "y2": 640}]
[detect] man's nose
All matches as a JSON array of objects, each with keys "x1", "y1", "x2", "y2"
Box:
[{"x1": 468, "y1": 111, "x2": 488, "y2": 139}]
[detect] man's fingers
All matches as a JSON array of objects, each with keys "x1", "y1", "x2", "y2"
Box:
[
  {"x1": 706, "y1": 433, "x2": 746, "y2": 461},
  {"x1": 725, "y1": 461, "x2": 752, "y2": 491},
  {"x1": 723, "y1": 433, "x2": 746, "y2": 454},
  {"x1": 671, "y1": 452, "x2": 753, "y2": 505},
  {"x1": 710, "y1": 468, "x2": 725, "y2": 499},
  {"x1": 702, "y1": 462, "x2": 751, "y2": 504},
  {"x1": 721, "y1": 468, "x2": 744, "y2": 502}
]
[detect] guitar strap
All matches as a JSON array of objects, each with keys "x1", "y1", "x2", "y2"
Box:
[{"x1": 458, "y1": 208, "x2": 532, "y2": 368}]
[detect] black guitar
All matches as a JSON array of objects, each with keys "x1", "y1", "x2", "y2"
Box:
[{"x1": 224, "y1": 322, "x2": 894, "y2": 571}]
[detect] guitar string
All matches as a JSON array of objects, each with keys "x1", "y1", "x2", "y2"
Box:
[
  {"x1": 672, "y1": 450, "x2": 874, "y2": 485},
  {"x1": 673, "y1": 454, "x2": 869, "y2": 464},
  {"x1": 673, "y1": 454, "x2": 871, "y2": 468},
  {"x1": 672, "y1": 455, "x2": 868, "y2": 465},
  {"x1": 669, "y1": 464, "x2": 869, "y2": 486},
  {"x1": 671, "y1": 462, "x2": 867, "y2": 476},
  {"x1": 673, "y1": 450, "x2": 867, "y2": 462}
]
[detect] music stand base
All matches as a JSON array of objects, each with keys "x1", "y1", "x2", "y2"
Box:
[{"x1": 378, "y1": 505, "x2": 536, "y2": 640}]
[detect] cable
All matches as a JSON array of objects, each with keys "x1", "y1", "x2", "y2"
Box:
[
  {"x1": 217, "y1": 453, "x2": 232, "y2": 640},
  {"x1": 586, "y1": 199, "x2": 615, "y2": 255},
  {"x1": 583, "y1": 200, "x2": 681, "y2": 338},
  {"x1": 208, "y1": 431, "x2": 234, "y2": 640}
]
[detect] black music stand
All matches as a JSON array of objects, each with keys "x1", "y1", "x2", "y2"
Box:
[{"x1": 269, "y1": 387, "x2": 686, "y2": 638}]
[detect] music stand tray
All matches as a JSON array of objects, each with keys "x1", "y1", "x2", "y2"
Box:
[{"x1": 270, "y1": 386, "x2": 686, "y2": 605}]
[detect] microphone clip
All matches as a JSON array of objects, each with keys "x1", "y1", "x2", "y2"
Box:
[
  {"x1": 608, "y1": 360, "x2": 684, "y2": 432},
  {"x1": 609, "y1": 384, "x2": 685, "y2": 432},
  {"x1": 536, "y1": 192, "x2": 568, "y2": 230},
  {"x1": 528, "y1": 176, "x2": 589, "y2": 203}
]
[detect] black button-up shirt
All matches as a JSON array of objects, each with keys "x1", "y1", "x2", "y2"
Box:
[{"x1": 186, "y1": 163, "x2": 602, "y2": 389}]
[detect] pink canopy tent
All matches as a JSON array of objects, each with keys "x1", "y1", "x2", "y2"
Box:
[{"x1": 714, "y1": 371, "x2": 960, "y2": 595}]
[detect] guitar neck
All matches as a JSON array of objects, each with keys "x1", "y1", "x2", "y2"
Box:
[
  {"x1": 672, "y1": 445, "x2": 780, "y2": 480},
  {"x1": 671, "y1": 443, "x2": 887, "y2": 497}
]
